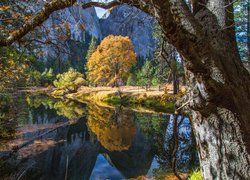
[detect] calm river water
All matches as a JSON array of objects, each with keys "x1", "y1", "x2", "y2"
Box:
[{"x1": 0, "y1": 95, "x2": 199, "y2": 179}]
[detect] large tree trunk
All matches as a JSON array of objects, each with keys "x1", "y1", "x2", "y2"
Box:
[
  {"x1": 187, "y1": 34, "x2": 250, "y2": 178},
  {"x1": 192, "y1": 106, "x2": 250, "y2": 179},
  {"x1": 170, "y1": 1, "x2": 250, "y2": 179},
  {"x1": 183, "y1": 48, "x2": 250, "y2": 179},
  {"x1": 138, "y1": 0, "x2": 250, "y2": 178}
]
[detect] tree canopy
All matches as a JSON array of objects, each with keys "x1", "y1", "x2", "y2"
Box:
[{"x1": 87, "y1": 35, "x2": 136, "y2": 86}]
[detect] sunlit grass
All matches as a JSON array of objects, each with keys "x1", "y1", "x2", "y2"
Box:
[
  {"x1": 189, "y1": 169, "x2": 202, "y2": 180},
  {"x1": 50, "y1": 86, "x2": 177, "y2": 112}
]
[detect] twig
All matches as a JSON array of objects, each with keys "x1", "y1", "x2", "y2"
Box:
[{"x1": 175, "y1": 99, "x2": 190, "y2": 113}]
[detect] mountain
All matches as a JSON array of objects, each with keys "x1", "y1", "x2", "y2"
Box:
[
  {"x1": 100, "y1": 5, "x2": 157, "y2": 58},
  {"x1": 37, "y1": 3, "x2": 156, "y2": 71},
  {"x1": 41, "y1": 3, "x2": 102, "y2": 60}
]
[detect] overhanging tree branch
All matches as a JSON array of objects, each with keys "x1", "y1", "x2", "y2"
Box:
[
  {"x1": 0, "y1": 0, "x2": 77, "y2": 46},
  {"x1": 0, "y1": 0, "x2": 202, "y2": 48},
  {"x1": 0, "y1": 0, "x2": 122, "y2": 47},
  {"x1": 82, "y1": 1, "x2": 121, "y2": 9}
]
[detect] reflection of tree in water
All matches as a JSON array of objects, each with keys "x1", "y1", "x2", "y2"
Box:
[
  {"x1": 0, "y1": 118, "x2": 100, "y2": 180},
  {"x1": 0, "y1": 97, "x2": 199, "y2": 179},
  {"x1": 87, "y1": 104, "x2": 136, "y2": 151},
  {"x1": 26, "y1": 95, "x2": 55, "y2": 109},
  {"x1": 53, "y1": 100, "x2": 86, "y2": 121},
  {"x1": 27, "y1": 95, "x2": 86, "y2": 121},
  {"x1": 0, "y1": 95, "x2": 21, "y2": 139},
  {"x1": 132, "y1": 112, "x2": 198, "y2": 178},
  {"x1": 134, "y1": 112, "x2": 169, "y2": 139},
  {"x1": 152, "y1": 115, "x2": 199, "y2": 178}
]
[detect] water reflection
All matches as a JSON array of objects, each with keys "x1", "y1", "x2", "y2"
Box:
[
  {"x1": 0, "y1": 95, "x2": 18, "y2": 139},
  {"x1": 87, "y1": 104, "x2": 136, "y2": 151},
  {"x1": 27, "y1": 95, "x2": 86, "y2": 121},
  {"x1": 0, "y1": 95, "x2": 199, "y2": 179}
]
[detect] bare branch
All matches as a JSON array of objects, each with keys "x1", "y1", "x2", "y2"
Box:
[
  {"x1": 0, "y1": 0, "x2": 123, "y2": 47},
  {"x1": 82, "y1": 1, "x2": 121, "y2": 9},
  {"x1": 0, "y1": 0, "x2": 77, "y2": 46}
]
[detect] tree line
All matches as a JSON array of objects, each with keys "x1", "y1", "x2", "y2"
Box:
[{"x1": 0, "y1": 33, "x2": 184, "y2": 94}]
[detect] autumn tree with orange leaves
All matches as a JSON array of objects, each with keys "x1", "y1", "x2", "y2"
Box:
[{"x1": 87, "y1": 35, "x2": 136, "y2": 87}]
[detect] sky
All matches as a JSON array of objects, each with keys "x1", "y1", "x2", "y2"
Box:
[{"x1": 95, "y1": 7, "x2": 107, "y2": 18}]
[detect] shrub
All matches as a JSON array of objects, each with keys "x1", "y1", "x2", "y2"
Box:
[
  {"x1": 53, "y1": 68, "x2": 87, "y2": 92},
  {"x1": 27, "y1": 70, "x2": 42, "y2": 86}
]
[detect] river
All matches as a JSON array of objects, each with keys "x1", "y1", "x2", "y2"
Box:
[{"x1": 0, "y1": 94, "x2": 199, "y2": 179}]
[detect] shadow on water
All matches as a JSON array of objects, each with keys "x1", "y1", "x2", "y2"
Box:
[{"x1": 0, "y1": 95, "x2": 199, "y2": 179}]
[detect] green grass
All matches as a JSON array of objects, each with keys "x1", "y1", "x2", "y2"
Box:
[
  {"x1": 102, "y1": 95, "x2": 175, "y2": 113},
  {"x1": 49, "y1": 86, "x2": 175, "y2": 113},
  {"x1": 102, "y1": 96, "x2": 122, "y2": 105},
  {"x1": 189, "y1": 169, "x2": 202, "y2": 180}
]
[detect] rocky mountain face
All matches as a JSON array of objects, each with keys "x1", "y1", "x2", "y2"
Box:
[
  {"x1": 100, "y1": 5, "x2": 157, "y2": 58},
  {"x1": 40, "y1": 4, "x2": 156, "y2": 61},
  {"x1": 41, "y1": 3, "x2": 102, "y2": 60}
]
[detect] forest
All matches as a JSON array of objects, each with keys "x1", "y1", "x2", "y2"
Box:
[{"x1": 0, "y1": 0, "x2": 249, "y2": 179}]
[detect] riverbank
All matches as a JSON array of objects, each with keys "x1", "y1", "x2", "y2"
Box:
[
  {"x1": 14, "y1": 85, "x2": 186, "y2": 113},
  {"x1": 49, "y1": 86, "x2": 183, "y2": 113}
]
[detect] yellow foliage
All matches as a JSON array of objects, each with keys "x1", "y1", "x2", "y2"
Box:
[
  {"x1": 0, "y1": 5, "x2": 10, "y2": 11},
  {"x1": 24, "y1": 14, "x2": 32, "y2": 21},
  {"x1": 87, "y1": 104, "x2": 136, "y2": 151},
  {"x1": 87, "y1": 35, "x2": 136, "y2": 86},
  {"x1": 12, "y1": 13, "x2": 21, "y2": 18},
  {"x1": 53, "y1": 101, "x2": 85, "y2": 121}
]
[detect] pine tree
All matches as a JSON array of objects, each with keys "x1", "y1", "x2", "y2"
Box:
[
  {"x1": 136, "y1": 60, "x2": 155, "y2": 90},
  {"x1": 86, "y1": 36, "x2": 97, "y2": 61}
]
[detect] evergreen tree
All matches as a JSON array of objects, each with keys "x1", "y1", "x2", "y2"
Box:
[
  {"x1": 136, "y1": 60, "x2": 155, "y2": 90},
  {"x1": 153, "y1": 23, "x2": 180, "y2": 94},
  {"x1": 127, "y1": 73, "x2": 137, "y2": 86},
  {"x1": 86, "y1": 36, "x2": 97, "y2": 61}
]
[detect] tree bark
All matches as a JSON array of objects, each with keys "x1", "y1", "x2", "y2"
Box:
[
  {"x1": 172, "y1": 72, "x2": 178, "y2": 95},
  {"x1": 137, "y1": 0, "x2": 250, "y2": 178},
  {"x1": 192, "y1": 107, "x2": 250, "y2": 179}
]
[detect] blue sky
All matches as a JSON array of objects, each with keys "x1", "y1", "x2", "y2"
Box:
[{"x1": 95, "y1": 7, "x2": 107, "y2": 18}]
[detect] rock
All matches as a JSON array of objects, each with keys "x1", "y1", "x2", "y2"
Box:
[
  {"x1": 100, "y1": 5, "x2": 157, "y2": 58},
  {"x1": 35, "y1": 3, "x2": 157, "y2": 61}
]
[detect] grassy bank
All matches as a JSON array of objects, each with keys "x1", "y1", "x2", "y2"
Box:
[
  {"x1": 50, "y1": 86, "x2": 176, "y2": 113},
  {"x1": 102, "y1": 95, "x2": 175, "y2": 112}
]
